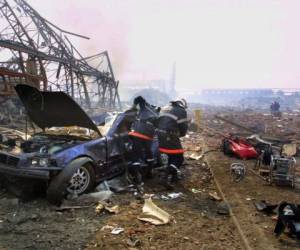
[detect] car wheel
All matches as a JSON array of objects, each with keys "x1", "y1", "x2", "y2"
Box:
[
  {"x1": 66, "y1": 164, "x2": 95, "y2": 195},
  {"x1": 47, "y1": 162, "x2": 95, "y2": 205}
]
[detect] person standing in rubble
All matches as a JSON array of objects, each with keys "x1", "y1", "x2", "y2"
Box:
[
  {"x1": 128, "y1": 96, "x2": 160, "y2": 192},
  {"x1": 157, "y1": 99, "x2": 189, "y2": 189},
  {"x1": 270, "y1": 100, "x2": 281, "y2": 116},
  {"x1": 270, "y1": 101, "x2": 280, "y2": 112}
]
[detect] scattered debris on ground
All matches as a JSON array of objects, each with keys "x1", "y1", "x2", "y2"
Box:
[
  {"x1": 0, "y1": 105, "x2": 300, "y2": 249},
  {"x1": 0, "y1": 139, "x2": 242, "y2": 249}
]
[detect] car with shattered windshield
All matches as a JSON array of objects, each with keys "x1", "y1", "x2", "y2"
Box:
[{"x1": 0, "y1": 84, "x2": 152, "y2": 204}]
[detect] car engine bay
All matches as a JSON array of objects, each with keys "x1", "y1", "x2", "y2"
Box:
[{"x1": 0, "y1": 127, "x2": 89, "y2": 156}]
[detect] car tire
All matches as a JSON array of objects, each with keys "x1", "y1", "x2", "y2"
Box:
[{"x1": 47, "y1": 162, "x2": 95, "y2": 205}]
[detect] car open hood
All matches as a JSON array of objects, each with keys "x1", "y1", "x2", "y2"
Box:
[{"x1": 15, "y1": 84, "x2": 101, "y2": 136}]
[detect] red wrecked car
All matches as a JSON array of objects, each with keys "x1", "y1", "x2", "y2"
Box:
[{"x1": 222, "y1": 136, "x2": 258, "y2": 159}]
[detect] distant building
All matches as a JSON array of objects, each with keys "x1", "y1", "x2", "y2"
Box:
[
  {"x1": 119, "y1": 62, "x2": 178, "y2": 102},
  {"x1": 201, "y1": 88, "x2": 273, "y2": 98}
]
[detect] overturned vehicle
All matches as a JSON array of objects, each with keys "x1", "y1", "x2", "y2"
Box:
[{"x1": 0, "y1": 85, "x2": 160, "y2": 204}]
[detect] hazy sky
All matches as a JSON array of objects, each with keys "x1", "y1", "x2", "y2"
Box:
[{"x1": 28, "y1": 0, "x2": 300, "y2": 90}]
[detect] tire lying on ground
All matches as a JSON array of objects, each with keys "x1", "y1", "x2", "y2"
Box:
[{"x1": 47, "y1": 157, "x2": 96, "y2": 205}]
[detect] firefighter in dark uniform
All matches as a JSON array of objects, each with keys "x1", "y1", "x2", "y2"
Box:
[
  {"x1": 157, "y1": 99, "x2": 189, "y2": 188},
  {"x1": 128, "y1": 96, "x2": 160, "y2": 192}
]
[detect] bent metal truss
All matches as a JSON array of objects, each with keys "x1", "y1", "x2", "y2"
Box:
[{"x1": 0, "y1": 0, "x2": 121, "y2": 109}]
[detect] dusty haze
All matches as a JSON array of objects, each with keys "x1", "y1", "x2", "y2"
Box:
[{"x1": 28, "y1": 0, "x2": 300, "y2": 90}]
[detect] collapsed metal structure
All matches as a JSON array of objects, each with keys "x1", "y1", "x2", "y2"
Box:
[{"x1": 0, "y1": 0, "x2": 121, "y2": 109}]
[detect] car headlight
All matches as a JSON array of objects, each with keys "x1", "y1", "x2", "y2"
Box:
[
  {"x1": 31, "y1": 158, "x2": 49, "y2": 167},
  {"x1": 39, "y1": 158, "x2": 49, "y2": 167},
  {"x1": 31, "y1": 159, "x2": 38, "y2": 165}
]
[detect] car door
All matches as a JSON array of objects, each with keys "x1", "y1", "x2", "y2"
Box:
[
  {"x1": 106, "y1": 133, "x2": 131, "y2": 176},
  {"x1": 84, "y1": 137, "x2": 108, "y2": 179}
]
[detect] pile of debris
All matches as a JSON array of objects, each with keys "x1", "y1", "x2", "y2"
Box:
[
  {"x1": 0, "y1": 97, "x2": 25, "y2": 129},
  {"x1": 205, "y1": 110, "x2": 300, "y2": 145}
]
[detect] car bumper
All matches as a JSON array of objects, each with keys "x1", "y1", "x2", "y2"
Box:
[{"x1": 0, "y1": 163, "x2": 55, "y2": 180}]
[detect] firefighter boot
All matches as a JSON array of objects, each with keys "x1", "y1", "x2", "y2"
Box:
[
  {"x1": 145, "y1": 158, "x2": 155, "y2": 179},
  {"x1": 159, "y1": 166, "x2": 174, "y2": 190},
  {"x1": 169, "y1": 164, "x2": 182, "y2": 182}
]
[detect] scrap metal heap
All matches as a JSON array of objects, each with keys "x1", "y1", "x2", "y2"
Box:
[{"x1": 0, "y1": 0, "x2": 121, "y2": 109}]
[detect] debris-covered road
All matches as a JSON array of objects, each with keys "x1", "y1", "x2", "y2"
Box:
[{"x1": 1, "y1": 107, "x2": 300, "y2": 249}]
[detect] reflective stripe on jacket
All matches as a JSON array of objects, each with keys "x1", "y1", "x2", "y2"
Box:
[
  {"x1": 159, "y1": 147, "x2": 185, "y2": 154},
  {"x1": 128, "y1": 131, "x2": 153, "y2": 141}
]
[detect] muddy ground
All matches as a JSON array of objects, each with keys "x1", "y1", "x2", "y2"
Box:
[
  {"x1": 0, "y1": 156, "x2": 243, "y2": 250},
  {"x1": 0, "y1": 108, "x2": 300, "y2": 249},
  {"x1": 0, "y1": 132, "x2": 245, "y2": 250},
  {"x1": 203, "y1": 109, "x2": 300, "y2": 249},
  {"x1": 205, "y1": 150, "x2": 300, "y2": 250}
]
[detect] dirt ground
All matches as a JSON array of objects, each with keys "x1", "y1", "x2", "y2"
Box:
[
  {"x1": 0, "y1": 156, "x2": 243, "y2": 250},
  {"x1": 205, "y1": 149, "x2": 300, "y2": 250},
  {"x1": 0, "y1": 108, "x2": 300, "y2": 249},
  {"x1": 203, "y1": 108, "x2": 300, "y2": 249}
]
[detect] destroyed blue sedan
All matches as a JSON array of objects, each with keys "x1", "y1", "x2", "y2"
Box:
[{"x1": 0, "y1": 84, "x2": 157, "y2": 204}]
